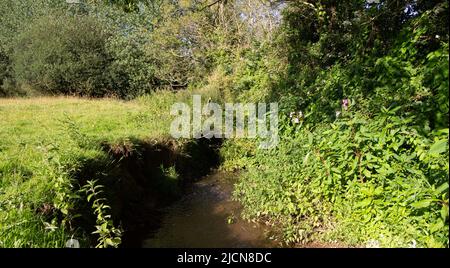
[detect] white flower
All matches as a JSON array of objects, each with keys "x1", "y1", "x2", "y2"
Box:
[
  {"x1": 335, "y1": 111, "x2": 341, "y2": 118},
  {"x1": 409, "y1": 240, "x2": 417, "y2": 248},
  {"x1": 435, "y1": 34, "x2": 440, "y2": 39},
  {"x1": 292, "y1": 117, "x2": 300, "y2": 124}
]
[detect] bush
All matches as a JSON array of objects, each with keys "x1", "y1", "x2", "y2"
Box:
[
  {"x1": 263, "y1": 1, "x2": 449, "y2": 128},
  {"x1": 12, "y1": 14, "x2": 115, "y2": 97},
  {"x1": 0, "y1": 46, "x2": 11, "y2": 96},
  {"x1": 0, "y1": 0, "x2": 68, "y2": 96},
  {"x1": 227, "y1": 107, "x2": 449, "y2": 247}
]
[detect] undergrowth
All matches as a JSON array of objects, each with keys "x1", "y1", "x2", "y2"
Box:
[{"x1": 222, "y1": 107, "x2": 448, "y2": 247}]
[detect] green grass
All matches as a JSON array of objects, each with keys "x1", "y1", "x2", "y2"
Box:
[
  {"x1": 0, "y1": 84, "x2": 230, "y2": 248},
  {"x1": 2, "y1": 92, "x2": 447, "y2": 248},
  {"x1": 0, "y1": 93, "x2": 189, "y2": 247}
]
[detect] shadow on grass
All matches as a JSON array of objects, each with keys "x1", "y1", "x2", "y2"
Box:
[{"x1": 70, "y1": 136, "x2": 222, "y2": 247}]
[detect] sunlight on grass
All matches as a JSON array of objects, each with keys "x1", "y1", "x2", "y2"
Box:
[{"x1": 0, "y1": 93, "x2": 186, "y2": 247}]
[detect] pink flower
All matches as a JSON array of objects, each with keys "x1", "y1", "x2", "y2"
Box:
[{"x1": 342, "y1": 99, "x2": 349, "y2": 111}]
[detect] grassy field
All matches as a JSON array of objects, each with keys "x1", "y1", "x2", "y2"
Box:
[
  {"x1": 1, "y1": 94, "x2": 448, "y2": 248},
  {"x1": 0, "y1": 93, "x2": 189, "y2": 247}
]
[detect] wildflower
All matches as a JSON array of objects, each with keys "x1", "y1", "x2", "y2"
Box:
[
  {"x1": 335, "y1": 111, "x2": 341, "y2": 118},
  {"x1": 289, "y1": 111, "x2": 303, "y2": 124},
  {"x1": 342, "y1": 98, "x2": 350, "y2": 111},
  {"x1": 435, "y1": 34, "x2": 440, "y2": 39}
]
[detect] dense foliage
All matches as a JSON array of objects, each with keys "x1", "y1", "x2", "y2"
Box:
[
  {"x1": 223, "y1": 108, "x2": 448, "y2": 247},
  {"x1": 0, "y1": 0, "x2": 448, "y2": 247},
  {"x1": 220, "y1": 0, "x2": 449, "y2": 247}
]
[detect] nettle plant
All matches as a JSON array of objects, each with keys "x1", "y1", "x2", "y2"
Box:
[
  {"x1": 310, "y1": 108, "x2": 448, "y2": 247},
  {"x1": 80, "y1": 180, "x2": 122, "y2": 248},
  {"x1": 234, "y1": 106, "x2": 448, "y2": 247}
]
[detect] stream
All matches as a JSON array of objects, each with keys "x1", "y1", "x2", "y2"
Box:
[{"x1": 142, "y1": 171, "x2": 277, "y2": 248}]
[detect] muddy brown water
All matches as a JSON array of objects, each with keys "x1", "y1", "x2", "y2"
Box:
[{"x1": 142, "y1": 171, "x2": 278, "y2": 248}]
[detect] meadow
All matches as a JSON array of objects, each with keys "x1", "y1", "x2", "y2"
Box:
[{"x1": 0, "y1": 94, "x2": 187, "y2": 247}]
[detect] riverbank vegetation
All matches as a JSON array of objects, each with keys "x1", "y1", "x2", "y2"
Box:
[{"x1": 0, "y1": 0, "x2": 448, "y2": 247}]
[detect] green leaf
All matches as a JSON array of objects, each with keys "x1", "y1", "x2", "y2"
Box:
[
  {"x1": 429, "y1": 220, "x2": 444, "y2": 233},
  {"x1": 356, "y1": 198, "x2": 372, "y2": 208},
  {"x1": 429, "y1": 139, "x2": 448, "y2": 155},
  {"x1": 434, "y1": 183, "x2": 449, "y2": 195},
  {"x1": 105, "y1": 238, "x2": 114, "y2": 246},
  {"x1": 441, "y1": 204, "x2": 449, "y2": 221},
  {"x1": 308, "y1": 132, "x2": 313, "y2": 145},
  {"x1": 303, "y1": 152, "x2": 310, "y2": 166},
  {"x1": 411, "y1": 200, "x2": 432, "y2": 209}
]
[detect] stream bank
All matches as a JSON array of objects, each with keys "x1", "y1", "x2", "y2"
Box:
[
  {"x1": 142, "y1": 171, "x2": 277, "y2": 248},
  {"x1": 72, "y1": 137, "x2": 340, "y2": 248},
  {"x1": 71, "y1": 135, "x2": 288, "y2": 248},
  {"x1": 72, "y1": 137, "x2": 222, "y2": 247}
]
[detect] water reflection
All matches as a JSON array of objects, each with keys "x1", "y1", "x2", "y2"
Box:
[{"x1": 142, "y1": 172, "x2": 277, "y2": 248}]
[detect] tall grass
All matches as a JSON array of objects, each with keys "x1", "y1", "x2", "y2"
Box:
[{"x1": 0, "y1": 92, "x2": 191, "y2": 247}]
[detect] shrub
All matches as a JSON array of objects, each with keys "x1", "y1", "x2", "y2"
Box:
[
  {"x1": 0, "y1": 46, "x2": 12, "y2": 96},
  {"x1": 12, "y1": 14, "x2": 115, "y2": 97},
  {"x1": 229, "y1": 107, "x2": 449, "y2": 247}
]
